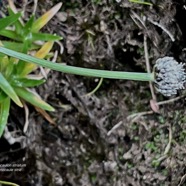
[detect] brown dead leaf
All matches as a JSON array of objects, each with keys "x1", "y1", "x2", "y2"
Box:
[
  {"x1": 150, "y1": 99, "x2": 159, "y2": 113},
  {"x1": 35, "y1": 106, "x2": 56, "y2": 125}
]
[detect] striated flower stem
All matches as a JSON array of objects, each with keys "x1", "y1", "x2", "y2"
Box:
[
  {"x1": 0, "y1": 47, "x2": 154, "y2": 81},
  {"x1": 0, "y1": 47, "x2": 185, "y2": 97}
]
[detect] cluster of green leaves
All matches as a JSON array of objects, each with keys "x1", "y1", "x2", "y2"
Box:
[{"x1": 0, "y1": 2, "x2": 62, "y2": 137}]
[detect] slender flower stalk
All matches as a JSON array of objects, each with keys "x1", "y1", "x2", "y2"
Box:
[
  {"x1": 0, "y1": 47, "x2": 185, "y2": 97},
  {"x1": 0, "y1": 47, "x2": 154, "y2": 81}
]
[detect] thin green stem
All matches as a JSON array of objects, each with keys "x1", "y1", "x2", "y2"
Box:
[
  {"x1": 0, "y1": 47, "x2": 155, "y2": 82},
  {"x1": 129, "y1": 0, "x2": 153, "y2": 6},
  {"x1": 86, "y1": 78, "x2": 103, "y2": 96},
  {"x1": 0, "y1": 180, "x2": 19, "y2": 186}
]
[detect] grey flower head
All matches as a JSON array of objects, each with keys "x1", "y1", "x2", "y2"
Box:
[{"x1": 154, "y1": 57, "x2": 186, "y2": 97}]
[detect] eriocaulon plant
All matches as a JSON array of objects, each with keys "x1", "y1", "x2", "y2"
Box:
[
  {"x1": 0, "y1": 2, "x2": 63, "y2": 137},
  {"x1": 0, "y1": 44, "x2": 56, "y2": 137},
  {"x1": 0, "y1": 47, "x2": 185, "y2": 137}
]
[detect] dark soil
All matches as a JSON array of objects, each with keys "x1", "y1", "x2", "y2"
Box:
[{"x1": 1, "y1": 0, "x2": 186, "y2": 185}]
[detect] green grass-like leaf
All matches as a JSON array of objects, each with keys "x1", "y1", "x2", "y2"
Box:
[
  {"x1": 0, "y1": 97, "x2": 10, "y2": 137},
  {"x1": 14, "y1": 87, "x2": 55, "y2": 111},
  {"x1": 0, "y1": 30, "x2": 20, "y2": 41},
  {"x1": 32, "y1": 32, "x2": 62, "y2": 41},
  {"x1": 31, "y1": 3, "x2": 62, "y2": 32},
  {"x1": 8, "y1": 8, "x2": 23, "y2": 35},
  {"x1": 0, "y1": 12, "x2": 21, "y2": 31},
  {"x1": 0, "y1": 90, "x2": 7, "y2": 103},
  {"x1": 24, "y1": 15, "x2": 35, "y2": 32},
  {"x1": 0, "y1": 73, "x2": 22, "y2": 107},
  {"x1": 11, "y1": 77, "x2": 45, "y2": 87},
  {"x1": 0, "y1": 56, "x2": 9, "y2": 73},
  {"x1": 1, "y1": 41, "x2": 39, "y2": 52}
]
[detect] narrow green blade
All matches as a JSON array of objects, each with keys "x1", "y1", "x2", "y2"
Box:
[
  {"x1": 31, "y1": 3, "x2": 62, "y2": 32},
  {"x1": 0, "y1": 97, "x2": 10, "y2": 137},
  {"x1": 1, "y1": 41, "x2": 24, "y2": 52},
  {"x1": 0, "y1": 73, "x2": 22, "y2": 107},
  {"x1": 24, "y1": 15, "x2": 35, "y2": 31},
  {"x1": 0, "y1": 12, "x2": 21, "y2": 31},
  {"x1": 0, "y1": 30, "x2": 20, "y2": 41},
  {"x1": 14, "y1": 87, "x2": 55, "y2": 111},
  {"x1": 11, "y1": 77, "x2": 45, "y2": 87},
  {"x1": 32, "y1": 32, "x2": 62, "y2": 41},
  {"x1": 4, "y1": 57, "x2": 14, "y2": 78},
  {"x1": 1, "y1": 41, "x2": 39, "y2": 52},
  {"x1": 8, "y1": 8, "x2": 23, "y2": 35},
  {"x1": 0, "y1": 90, "x2": 7, "y2": 103},
  {"x1": 0, "y1": 55, "x2": 9, "y2": 73}
]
